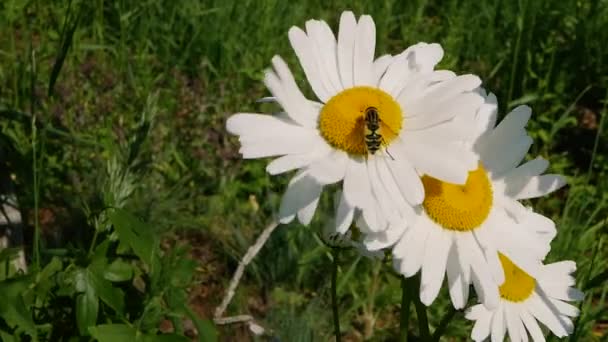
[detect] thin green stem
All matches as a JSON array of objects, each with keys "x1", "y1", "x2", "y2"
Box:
[
  {"x1": 88, "y1": 228, "x2": 100, "y2": 256},
  {"x1": 507, "y1": 0, "x2": 527, "y2": 108},
  {"x1": 331, "y1": 249, "x2": 341, "y2": 342},
  {"x1": 30, "y1": 47, "x2": 41, "y2": 270},
  {"x1": 410, "y1": 276, "x2": 431, "y2": 341},
  {"x1": 432, "y1": 306, "x2": 457, "y2": 341},
  {"x1": 399, "y1": 276, "x2": 412, "y2": 341}
]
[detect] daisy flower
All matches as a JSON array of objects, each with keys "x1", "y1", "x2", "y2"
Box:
[
  {"x1": 226, "y1": 11, "x2": 482, "y2": 232},
  {"x1": 465, "y1": 255, "x2": 583, "y2": 341},
  {"x1": 378, "y1": 91, "x2": 567, "y2": 309}
]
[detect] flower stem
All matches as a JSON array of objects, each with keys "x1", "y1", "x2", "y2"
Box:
[
  {"x1": 331, "y1": 249, "x2": 341, "y2": 342},
  {"x1": 399, "y1": 276, "x2": 412, "y2": 341},
  {"x1": 410, "y1": 275, "x2": 431, "y2": 341},
  {"x1": 432, "y1": 306, "x2": 456, "y2": 341}
]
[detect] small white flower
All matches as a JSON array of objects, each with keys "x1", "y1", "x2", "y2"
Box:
[
  {"x1": 374, "y1": 91, "x2": 566, "y2": 309},
  {"x1": 227, "y1": 11, "x2": 482, "y2": 232},
  {"x1": 465, "y1": 256, "x2": 583, "y2": 341}
]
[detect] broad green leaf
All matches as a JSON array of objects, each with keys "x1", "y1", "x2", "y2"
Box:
[
  {"x1": 185, "y1": 307, "x2": 217, "y2": 342},
  {"x1": 89, "y1": 324, "x2": 136, "y2": 342},
  {"x1": 0, "y1": 247, "x2": 21, "y2": 262},
  {"x1": 76, "y1": 290, "x2": 99, "y2": 336},
  {"x1": 137, "y1": 296, "x2": 164, "y2": 332},
  {"x1": 109, "y1": 209, "x2": 157, "y2": 267},
  {"x1": 104, "y1": 259, "x2": 134, "y2": 282},
  {"x1": 0, "y1": 330, "x2": 17, "y2": 342},
  {"x1": 88, "y1": 268, "x2": 125, "y2": 314},
  {"x1": 0, "y1": 277, "x2": 37, "y2": 338}
]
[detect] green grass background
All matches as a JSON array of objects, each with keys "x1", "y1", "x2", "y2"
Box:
[{"x1": 0, "y1": 0, "x2": 607, "y2": 340}]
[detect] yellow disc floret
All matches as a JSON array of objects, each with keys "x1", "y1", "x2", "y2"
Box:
[
  {"x1": 318, "y1": 86, "x2": 402, "y2": 155},
  {"x1": 498, "y1": 253, "x2": 536, "y2": 302},
  {"x1": 422, "y1": 164, "x2": 493, "y2": 231}
]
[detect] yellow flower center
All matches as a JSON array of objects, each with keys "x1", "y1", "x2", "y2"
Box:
[
  {"x1": 498, "y1": 253, "x2": 536, "y2": 302},
  {"x1": 422, "y1": 164, "x2": 493, "y2": 231},
  {"x1": 318, "y1": 87, "x2": 403, "y2": 155}
]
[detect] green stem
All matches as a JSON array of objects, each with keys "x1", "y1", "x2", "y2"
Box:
[
  {"x1": 88, "y1": 228, "x2": 99, "y2": 256},
  {"x1": 399, "y1": 276, "x2": 412, "y2": 341},
  {"x1": 432, "y1": 306, "x2": 456, "y2": 341},
  {"x1": 331, "y1": 249, "x2": 341, "y2": 342},
  {"x1": 31, "y1": 100, "x2": 40, "y2": 270},
  {"x1": 410, "y1": 275, "x2": 431, "y2": 341}
]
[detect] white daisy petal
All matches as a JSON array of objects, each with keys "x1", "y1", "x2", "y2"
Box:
[
  {"x1": 466, "y1": 304, "x2": 490, "y2": 320},
  {"x1": 447, "y1": 244, "x2": 469, "y2": 309},
  {"x1": 372, "y1": 54, "x2": 392, "y2": 84},
  {"x1": 528, "y1": 294, "x2": 570, "y2": 337},
  {"x1": 405, "y1": 91, "x2": 484, "y2": 131},
  {"x1": 539, "y1": 261, "x2": 577, "y2": 280},
  {"x1": 382, "y1": 43, "x2": 444, "y2": 97},
  {"x1": 538, "y1": 283, "x2": 584, "y2": 302},
  {"x1": 353, "y1": 14, "x2": 376, "y2": 86},
  {"x1": 384, "y1": 150, "x2": 425, "y2": 205},
  {"x1": 513, "y1": 174, "x2": 567, "y2": 200},
  {"x1": 227, "y1": 113, "x2": 307, "y2": 137},
  {"x1": 485, "y1": 135, "x2": 534, "y2": 177},
  {"x1": 297, "y1": 192, "x2": 321, "y2": 225},
  {"x1": 363, "y1": 225, "x2": 405, "y2": 250},
  {"x1": 397, "y1": 219, "x2": 431, "y2": 276},
  {"x1": 335, "y1": 192, "x2": 355, "y2": 234},
  {"x1": 420, "y1": 225, "x2": 451, "y2": 305},
  {"x1": 407, "y1": 74, "x2": 481, "y2": 117},
  {"x1": 343, "y1": 157, "x2": 373, "y2": 210},
  {"x1": 409, "y1": 42, "x2": 444, "y2": 72},
  {"x1": 306, "y1": 149, "x2": 348, "y2": 185},
  {"x1": 471, "y1": 91, "x2": 499, "y2": 144},
  {"x1": 466, "y1": 234, "x2": 500, "y2": 309},
  {"x1": 266, "y1": 141, "x2": 332, "y2": 175},
  {"x1": 375, "y1": 157, "x2": 412, "y2": 218},
  {"x1": 518, "y1": 312, "x2": 529, "y2": 342},
  {"x1": 288, "y1": 26, "x2": 333, "y2": 102},
  {"x1": 367, "y1": 157, "x2": 400, "y2": 222},
  {"x1": 279, "y1": 172, "x2": 322, "y2": 224},
  {"x1": 305, "y1": 20, "x2": 343, "y2": 93},
  {"x1": 520, "y1": 308, "x2": 546, "y2": 342},
  {"x1": 502, "y1": 157, "x2": 549, "y2": 193},
  {"x1": 471, "y1": 312, "x2": 493, "y2": 342},
  {"x1": 491, "y1": 306, "x2": 506, "y2": 342},
  {"x1": 266, "y1": 56, "x2": 319, "y2": 127},
  {"x1": 400, "y1": 138, "x2": 474, "y2": 185},
  {"x1": 549, "y1": 298, "x2": 580, "y2": 317},
  {"x1": 337, "y1": 11, "x2": 356, "y2": 89},
  {"x1": 478, "y1": 105, "x2": 531, "y2": 164},
  {"x1": 505, "y1": 304, "x2": 523, "y2": 342}
]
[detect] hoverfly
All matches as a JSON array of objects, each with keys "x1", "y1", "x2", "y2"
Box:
[{"x1": 364, "y1": 106, "x2": 395, "y2": 160}]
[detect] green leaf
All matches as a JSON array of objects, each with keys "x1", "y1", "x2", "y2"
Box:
[
  {"x1": 0, "y1": 247, "x2": 22, "y2": 262},
  {"x1": 89, "y1": 324, "x2": 136, "y2": 342},
  {"x1": 88, "y1": 268, "x2": 125, "y2": 314},
  {"x1": 185, "y1": 307, "x2": 217, "y2": 342},
  {"x1": 48, "y1": 0, "x2": 83, "y2": 97},
  {"x1": 109, "y1": 209, "x2": 157, "y2": 267},
  {"x1": 76, "y1": 290, "x2": 99, "y2": 336},
  {"x1": 0, "y1": 277, "x2": 37, "y2": 338},
  {"x1": 0, "y1": 330, "x2": 17, "y2": 342},
  {"x1": 104, "y1": 259, "x2": 134, "y2": 282},
  {"x1": 585, "y1": 269, "x2": 608, "y2": 290}
]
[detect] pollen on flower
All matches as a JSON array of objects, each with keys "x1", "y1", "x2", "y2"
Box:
[
  {"x1": 318, "y1": 86, "x2": 402, "y2": 156},
  {"x1": 498, "y1": 253, "x2": 536, "y2": 302},
  {"x1": 422, "y1": 164, "x2": 493, "y2": 231}
]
